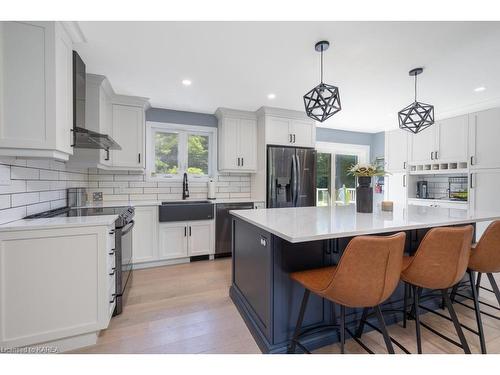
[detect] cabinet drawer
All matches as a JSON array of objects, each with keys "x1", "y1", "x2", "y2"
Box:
[{"x1": 108, "y1": 229, "x2": 116, "y2": 251}]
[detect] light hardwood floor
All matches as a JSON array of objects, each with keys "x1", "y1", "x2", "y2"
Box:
[{"x1": 71, "y1": 258, "x2": 500, "y2": 354}]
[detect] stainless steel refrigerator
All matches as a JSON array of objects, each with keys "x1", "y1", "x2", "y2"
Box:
[{"x1": 267, "y1": 146, "x2": 316, "y2": 208}]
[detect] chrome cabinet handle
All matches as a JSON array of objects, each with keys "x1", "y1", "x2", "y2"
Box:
[{"x1": 430, "y1": 152, "x2": 434, "y2": 160}]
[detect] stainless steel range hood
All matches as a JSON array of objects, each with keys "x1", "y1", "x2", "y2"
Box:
[{"x1": 72, "y1": 51, "x2": 121, "y2": 151}]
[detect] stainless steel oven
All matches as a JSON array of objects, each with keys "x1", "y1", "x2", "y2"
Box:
[{"x1": 114, "y1": 218, "x2": 134, "y2": 315}]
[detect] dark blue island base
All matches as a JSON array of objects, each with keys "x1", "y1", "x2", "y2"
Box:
[{"x1": 229, "y1": 217, "x2": 476, "y2": 354}]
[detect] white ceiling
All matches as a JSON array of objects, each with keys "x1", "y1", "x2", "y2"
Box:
[{"x1": 75, "y1": 21, "x2": 500, "y2": 133}]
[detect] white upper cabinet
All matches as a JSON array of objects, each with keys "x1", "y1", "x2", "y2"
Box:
[
  {"x1": 436, "y1": 115, "x2": 468, "y2": 162},
  {"x1": 257, "y1": 107, "x2": 316, "y2": 148},
  {"x1": 0, "y1": 21, "x2": 75, "y2": 161},
  {"x1": 385, "y1": 130, "x2": 408, "y2": 172},
  {"x1": 409, "y1": 126, "x2": 437, "y2": 164},
  {"x1": 216, "y1": 108, "x2": 257, "y2": 172},
  {"x1": 110, "y1": 98, "x2": 148, "y2": 170},
  {"x1": 408, "y1": 114, "x2": 468, "y2": 165},
  {"x1": 469, "y1": 108, "x2": 500, "y2": 169}
]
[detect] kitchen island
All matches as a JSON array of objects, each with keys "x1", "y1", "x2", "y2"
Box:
[{"x1": 229, "y1": 204, "x2": 500, "y2": 353}]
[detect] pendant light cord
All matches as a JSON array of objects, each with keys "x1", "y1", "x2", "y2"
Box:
[
  {"x1": 414, "y1": 73, "x2": 417, "y2": 102},
  {"x1": 320, "y1": 47, "x2": 323, "y2": 83}
]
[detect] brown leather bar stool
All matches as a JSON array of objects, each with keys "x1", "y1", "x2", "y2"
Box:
[
  {"x1": 450, "y1": 220, "x2": 500, "y2": 354},
  {"x1": 400, "y1": 225, "x2": 474, "y2": 354},
  {"x1": 287, "y1": 232, "x2": 406, "y2": 354}
]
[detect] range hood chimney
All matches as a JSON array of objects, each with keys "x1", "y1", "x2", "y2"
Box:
[{"x1": 72, "y1": 51, "x2": 121, "y2": 151}]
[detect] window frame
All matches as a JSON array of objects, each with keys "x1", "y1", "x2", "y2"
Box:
[{"x1": 146, "y1": 121, "x2": 217, "y2": 181}]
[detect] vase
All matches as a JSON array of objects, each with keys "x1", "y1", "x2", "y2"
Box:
[{"x1": 356, "y1": 176, "x2": 373, "y2": 213}]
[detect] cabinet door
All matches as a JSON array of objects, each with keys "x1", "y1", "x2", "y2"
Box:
[
  {"x1": 266, "y1": 116, "x2": 291, "y2": 146},
  {"x1": 158, "y1": 222, "x2": 188, "y2": 260},
  {"x1": 470, "y1": 169, "x2": 500, "y2": 239},
  {"x1": 218, "y1": 117, "x2": 239, "y2": 170},
  {"x1": 290, "y1": 119, "x2": 315, "y2": 148},
  {"x1": 409, "y1": 126, "x2": 437, "y2": 164},
  {"x1": 385, "y1": 130, "x2": 408, "y2": 172},
  {"x1": 385, "y1": 172, "x2": 407, "y2": 206},
  {"x1": 188, "y1": 221, "x2": 214, "y2": 256},
  {"x1": 469, "y1": 108, "x2": 500, "y2": 169},
  {"x1": 436, "y1": 115, "x2": 468, "y2": 162},
  {"x1": 238, "y1": 118, "x2": 257, "y2": 171},
  {"x1": 1, "y1": 22, "x2": 47, "y2": 147},
  {"x1": 132, "y1": 206, "x2": 158, "y2": 263},
  {"x1": 111, "y1": 104, "x2": 145, "y2": 168}
]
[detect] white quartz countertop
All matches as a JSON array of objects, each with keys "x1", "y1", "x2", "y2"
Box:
[
  {"x1": 77, "y1": 197, "x2": 262, "y2": 208},
  {"x1": 230, "y1": 204, "x2": 500, "y2": 243},
  {"x1": 0, "y1": 215, "x2": 119, "y2": 232}
]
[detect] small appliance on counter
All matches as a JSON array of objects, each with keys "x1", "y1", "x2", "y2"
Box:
[
  {"x1": 416, "y1": 181, "x2": 428, "y2": 199},
  {"x1": 67, "y1": 187, "x2": 88, "y2": 207}
]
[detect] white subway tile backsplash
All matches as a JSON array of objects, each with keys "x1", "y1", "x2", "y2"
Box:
[
  {"x1": 11, "y1": 192, "x2": 40, "y2": 207},
  {"x1": 11, "y1": 166, "x2": 40, "y2": 180},
  {"x1": 0, "y1": 195, "x2": 10, "y2": 209},
  {"x1": 0, "y1": 158, "x2": 88, "y2": 225},
  {"x1": 114, "y1": 174, "x2": 145, "y2": 181},
  {"x1": 0, "y1": 206, "x2": 27, "y2": 225}
]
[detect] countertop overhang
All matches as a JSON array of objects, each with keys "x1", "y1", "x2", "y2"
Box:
[{"x1": 230, "y1": 204, "x2": 500, "y2": 243}]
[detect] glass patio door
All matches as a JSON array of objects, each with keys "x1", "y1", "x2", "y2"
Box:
[{"x1": 316, "y1": 152, "x2": 358, "y2": 206}]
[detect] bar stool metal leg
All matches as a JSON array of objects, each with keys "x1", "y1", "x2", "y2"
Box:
[
  {"x1": 476, "y1": 272, "x2": 483, "y2": 297},
  {"x1": 373, "y1": 305, "x2": 395, "y2": 354},
  {"x1": 355, "y1": 307, "x2": 369, "y2": 338},
  {"x1": 412, "y1": 285, "x2": 423, "y2": 354},
  {"x1": 403, "y1": 283, "x2": 409, "y2": 328},
  {"x1": 486, "y1": 273, "x2": 500, "y2": 306},
  {"x1": 340, "y1": 305, "x2": 346, "y2": 354},
  {"x1": 441, "y1": 288, "x2": 471, "y2": 354},
  {"x1": 469, "y1": 270, "x2": 487, "y2": 354},
  {"x1": 288, "y1": 289, "x2": 310, "y2": 354}
]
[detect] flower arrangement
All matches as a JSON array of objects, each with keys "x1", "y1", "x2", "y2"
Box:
[{"x1": 347, "y1": 163, "x2": 388, "y2": 177}]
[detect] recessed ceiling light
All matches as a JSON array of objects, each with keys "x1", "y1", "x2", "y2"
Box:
[
  {"x1": 267, "y1": 93, "x2": 276, "y2": 100},
  {"x1": 182, "y1": 79, "x2": 192, "y2": 86},
  {"x1": 474, "y1": 86, "x2": 486, "y2": 92}
]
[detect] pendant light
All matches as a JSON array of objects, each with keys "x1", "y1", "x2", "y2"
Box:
[
  {"x1": 303, "y1": 40, "x2": 341, "y2": 122},
  {"x1": 398, "y1": 67, "x2": 435, "y2": 134}
]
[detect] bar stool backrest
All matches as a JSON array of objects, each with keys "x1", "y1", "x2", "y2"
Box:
[
  {"x1": 470, "y1": 220, "x2": 500, "y2": 273},
  {"x1": 321, "y1": 232, "x2": 406, "y2": 308},
  {"x1": 402, "y1": 226, "x2": 473, "y2": 290}
]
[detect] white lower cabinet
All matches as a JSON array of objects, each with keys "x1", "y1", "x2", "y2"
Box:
[
  {"x1": 0, "y1": 225, "x2": 114, "y2": 350},
  {"x1": 131, "y1": 206, "x2": 158, "y2": 264},
  {"x1": 159, "y1": 222, "x2": 188, "y2": 259},
  {"x1": 158, "y1": 220, "x2": 214, "y2": 260}
]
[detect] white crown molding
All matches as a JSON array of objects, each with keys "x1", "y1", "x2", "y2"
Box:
[
  {"x1": 256, "y1": 106, "x2": 313, "y2": 121},
  {"x1": 60, "y1": 21, "x2": 87, "y2": 44},
  {"x1": 435, "y1": 97, "x2": 500, "y2": 121},
  {"x1": 214, "y1": 107, "x2": 257, "y2": 120}
]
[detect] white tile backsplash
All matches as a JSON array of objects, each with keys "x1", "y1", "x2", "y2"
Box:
[
  {"x1": 87, "y1": 171, "x2": 252, "y2": 202},
  {"x1": 0, "y1": 159, "x2": 89, "y2": 225}
]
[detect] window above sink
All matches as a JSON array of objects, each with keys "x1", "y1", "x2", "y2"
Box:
[{"x1": 145, "y1": 122, "x2": 217, "y2": 181}]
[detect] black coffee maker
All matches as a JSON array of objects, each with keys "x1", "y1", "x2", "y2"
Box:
[{"x1": 416, "y1": 181, "x2": 428, "y2": 198}]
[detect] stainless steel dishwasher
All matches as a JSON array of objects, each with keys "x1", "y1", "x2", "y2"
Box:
[{"x1": 216, "y1": 202, "x2": 255, "y2": 257}]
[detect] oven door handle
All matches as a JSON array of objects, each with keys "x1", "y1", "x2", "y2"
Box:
[{"x1": 120, "y1": 220, "x2": 135, "y2": 235}]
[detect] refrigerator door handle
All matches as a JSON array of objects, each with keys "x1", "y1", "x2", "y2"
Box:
[
  {"x1": 294, "y1": 154, "x2": 301, "y2": 206},
  {"x1": 291, "y1": 154, "x2": 299, "y2": 206},
  {"x1": 290, "y1": 154, "x2": 296, "y2": 205}
]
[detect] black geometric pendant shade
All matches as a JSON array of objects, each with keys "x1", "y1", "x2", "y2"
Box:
[
  {"x1": 398, "y1": 67, "x2": 435, "y2": 134},
  {"x1": 303, "y1": 82, "x2": 341, "y2": 122},
  {"x1": 304, "y1": 40, "x2": 341, "y2": 122}
]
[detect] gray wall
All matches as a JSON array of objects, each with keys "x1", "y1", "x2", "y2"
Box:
[
  {"x1": 317, "y1": 127, "x2": 385, "y2": 162},
  {"x1": 146, "y1": 107, "x2": 385, "y2": 161},
  {"x1": 146, "y1": 107, "x2": 217, "y2": 127},
  {"x1": 370, "y1": 132, "x2": 385, "y2": 161}
]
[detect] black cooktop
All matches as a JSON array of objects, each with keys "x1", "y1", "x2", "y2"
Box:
[{"x1": 25, "y1": 206, "x2": 132, "y2": 219}]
